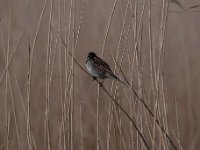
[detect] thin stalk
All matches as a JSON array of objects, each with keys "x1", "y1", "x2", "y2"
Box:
[
  {"x1": 101, "y1": 0, "x2": 118, "y2": 57},
  {"x1": 28, "y1": 0, "x2": 48, "y2": 149},
  {"x1": 80, "y1": 104, "x2": 84, "y2": 150},
  {"x1": 45, "y1": 0, "x2": 54, "y2": 149},
  {"x1": 8, "y1": 74, "x2": 21, "y2": 149},
  {"x1": 96, "y1": 86, "x2": 100, "y2": 150}
]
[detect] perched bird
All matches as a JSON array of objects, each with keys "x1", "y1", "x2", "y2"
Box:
[{"x1": 86, "y1": 52, "x2": 128, "y2": 86}]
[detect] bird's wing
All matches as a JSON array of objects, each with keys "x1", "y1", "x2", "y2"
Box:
[{"x1": 93, "y1": 57, "x2": 114, "y2": 75}]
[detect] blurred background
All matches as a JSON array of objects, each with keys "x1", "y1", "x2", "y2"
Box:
[{"x1": 0, "y1": 0, "x2": 200, "y2": 149}]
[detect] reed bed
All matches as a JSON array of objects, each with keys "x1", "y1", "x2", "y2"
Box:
[{"x1": 0, "y1": 0, "x2": 199, "y2": 149}]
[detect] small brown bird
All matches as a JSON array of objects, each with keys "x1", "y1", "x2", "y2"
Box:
[{"x1": 86, "y1": 52, "x2": 128, "y2": 86}]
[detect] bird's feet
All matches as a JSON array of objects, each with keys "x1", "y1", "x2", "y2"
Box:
[
  {"x1": 98, "y1": 82, "x2": 103, "y2": 87},
  {"x1": 98, "y1": 79, "x2": 104, "y2": 87}
]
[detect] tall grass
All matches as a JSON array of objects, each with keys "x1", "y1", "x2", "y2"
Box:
[{"x1": 0, "y1": 0, "x2": 191, "y2": 150}]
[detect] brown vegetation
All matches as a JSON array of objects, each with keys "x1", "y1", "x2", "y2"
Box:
[{"x1": 0, "y1": 0, "x2": 200, "y2": 149}]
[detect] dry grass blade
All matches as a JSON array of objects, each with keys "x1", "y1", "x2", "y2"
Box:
[
  {"x1": 0, "y1": 33, "x2": 24, "y2": 85},
  {"x1": 96, "y1": 86, "x2": 100, "y2": 150},
  {"x1": 79, "y1": 104, "x2": 84, "y2": 150},
  {"x1": 8, "y1": 74, "x2": 21, "y2": 149},
  {"x1": 101, "y1": 0, "x2": 118, "y2": 57}
]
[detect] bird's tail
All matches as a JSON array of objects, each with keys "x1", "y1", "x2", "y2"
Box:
[{"x1": 110, "y1": 74, "x2": 129, "y2": 87}]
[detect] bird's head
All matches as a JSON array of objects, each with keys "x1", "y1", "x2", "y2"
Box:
[{"x1": 88, "y1": 52, "x2": 97, "y2": 59}]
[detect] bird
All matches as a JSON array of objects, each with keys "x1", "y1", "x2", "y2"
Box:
[{"x1": 86, "y1": 52, "x2": 128, "y2": 86}]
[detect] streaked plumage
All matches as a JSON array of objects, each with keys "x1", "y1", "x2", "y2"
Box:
[{"x1": 86, "y1": 52, "x2": 127, "y2": 86}]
